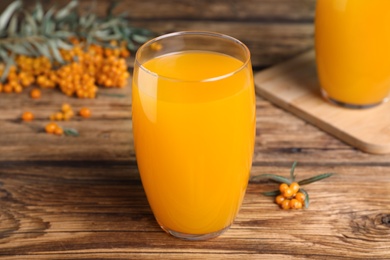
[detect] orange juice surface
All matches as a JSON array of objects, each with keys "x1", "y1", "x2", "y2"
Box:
[
  {"x1": 132, "y1": 51, "x2": 255, "y2": 234},
  {"x1": 315, "y1": 0, "x2": 390, "y2": 105}
]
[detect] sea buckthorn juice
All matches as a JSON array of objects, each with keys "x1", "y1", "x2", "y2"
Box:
[
  {"x1": 132, "y1": 32, "x2": 255, "y2": 240},
  {"x1": 315, "y1": 0, "x2": 390, "y2": 108}
]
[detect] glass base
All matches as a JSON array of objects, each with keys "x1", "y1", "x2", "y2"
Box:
[
  {"x1": 160, "y1": 224, "x2": 231, "y2": 241},
  {"x1": 321, "y1": 89, "x2": 388, "y2": 109}
]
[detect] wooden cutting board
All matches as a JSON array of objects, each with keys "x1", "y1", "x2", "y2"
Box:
[{"x1": 254, "y1": 50, "x2": 390, "y2": 154}]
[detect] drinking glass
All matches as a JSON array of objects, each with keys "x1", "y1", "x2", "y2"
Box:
[
  {"x1": 132, "y1": 31, "x2": 255, "y2": 240},
  {"x1": 315, "y1": 0, "x2": 390, "y2": 108}
]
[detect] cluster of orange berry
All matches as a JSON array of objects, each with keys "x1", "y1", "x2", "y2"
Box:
[
  {"x1": 49, "y1": 103, "x2": 75, "y2": 121},
  {"x1": 0, "y1": 38, "x2": 130, "y2": 98},
  {"x1": 22, "y1": 103, "x2": 91, "y2": 136},
  {"x1": 275, "y1": 182, "x2": 306, "y2": 210}
]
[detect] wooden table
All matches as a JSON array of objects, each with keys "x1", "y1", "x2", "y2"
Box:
[{"x1": 1, "y1": 0, "x2": 390, "y2": 259}]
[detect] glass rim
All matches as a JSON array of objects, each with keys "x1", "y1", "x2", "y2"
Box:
[{"x1": 134, "y1": 31, "x2": 251, "y2": 83}]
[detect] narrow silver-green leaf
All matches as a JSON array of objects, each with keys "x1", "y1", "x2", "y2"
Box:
[
  {"x1": 43, "y1": 5, "x2": 56, "y2": 21},
  {"x1": 22, "y1": 41, "x2": 39, "y2": 56},
  {"x1": 93, "y1": 29, "x2": 110, "y2": 38},
  {"x1": 28, "y1": 39, "x2": 51, "y2": 58},
  {"x1": 56, "y1": 39, "x2": 73, "y2": 50},
  {"x1": 54, "y1": 30, "x2": 74, "y2": 39},
  {"x1": 23, "y1": 10, "x2": 38, "y2": 34},
  {"x1": 3, "y1": 42, "x2": 30, "y2": 55},
  {"x1": 43, "y1": 19, "x2": 55, "y2": 35},
  {"x1": 0, "y1": 0, "x2": 22, "y2": 32},
  {"x1": 261, "y1": 189, "x2": 280, "y2": 197},
  {"x1": 48, "y1": 39, "x2": 64, "y2": 63},
  {"x1": 127, "y1": 40, "x2": 135, "y2": 52},
  {"x1": 84, "y1": 13, "x2": 96, "y2": 29},
  {"x1": 98, "y1": 18, "x2": 120, "y2": 30},
  {"x1": 64, "y1": 128, "x2": 79, "y2": 137},
  {"x1": 0, "y1": 52, "x2": 14, "y2": 82},
  {"x1": 132, "y1": 34, "x2": 150, "y2": 44},
  {"x1": 7, "y1": 14, "x2": 18, "y2": 36},
  {"x1": 251, "y1": 174, "x2": 292, "y2": 185},
  {"x1": 0, "y1": 47, "x2": 10, "y2": 61},
  {"x1": 298, "y1": 173, "x2": 334, "y2": 186},
  {"x1": 290, "y1": 161, "x2": 298, "y2": 181},
  {"x1": 300, "y1": 188, "x2": 310, "y2": 209},
  {"x1": 33, "y1": 1, "x2": 44, "y2": 23},
  {"x1": 55, "y1": 0, "x2": 78, "y2": 20}
]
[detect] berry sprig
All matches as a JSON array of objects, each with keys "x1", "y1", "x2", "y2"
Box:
[{"x1": 251, "y1": 162, "x2": 333, "y2": 210}]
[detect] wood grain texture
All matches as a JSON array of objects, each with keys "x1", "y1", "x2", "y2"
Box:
[
  {"x1": 0, "y1": 0, "x2": 316, "y2": 68},
  {"x1": 255, "y1": 50, "x2": 390, "y2": 154},
  {"x1": 0, "y1": 83, "x2": 390, "y2": 259},
  {"x1": 1, "y1": 0, "x2": 390, "y2": 259}
]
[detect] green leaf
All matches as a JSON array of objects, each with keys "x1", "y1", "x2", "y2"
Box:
[
  {"x1": 48, "y1": 39, "x2": 64, "y2": 63},
  {"x1": 43, "y1": 5, "x2": 56, "y2": 21},
  {"x1": 28, "y1": 39, "x2": 51, "y2": 58},
  {"x1": 7, "y1": 14, "x2": 18, "y2": 36},
  {"x1": 290, "y1": 161, "x2": 298, "y2": 181},
  {"x1": 23, "y1": 10, "x2": 39, "y2": 34},
  {"x1": 3, "y1": 42, "x2": 30, "y2": 55},
  {"x1": 22, "y1": 41, "x2": 39, "y2": 57},
  {"x1": 43, "y1": 19, "x2": 55, "y2": 35},
  {"x1": 33, "y1": 1, "x2": 44, "y2": 23},
  {"x1": 298, "y1": 173, "x2": 334, "y2": 186},
  {"x1": 55, "y1": 0, "x2": 78, "y2": 21},
  {"x1": 0, "y1": 0, "x2": 22, "y2": 32},
  {"x1": 41, "y1": 5, "x2": 56, "y2": 34},
  {"x1": 54, "y1": 30, "x2": 74, "y2": 39},
  {"x1": 261, "y1": 189, "x2": 280, "y2": 197},
  {"x1": 0, "y1": 50, "x2": 14, "y2": 82},
  {"x1": 98, "y1": 18, "x2": 120, "y2": 30},
  {"x1": 84, "y1": 13, "x2": 96, "y2": 29},
  {"x1": 125, "y1": 36, "x2": 136, "y2": 51},
  {"x1": 132, "y1": 34, "x2": 150, "y2": 44},
  {"x1": 300, "y1": 188, "x2": 310, "y2": 209},
  {"x1": 64, "y1": 128, "x2": 79, "y2": 137},
  {"x1": 251, "y1": 174, "x2": 292, "y2": 185},
  {"x1": 56, "y1": 39, "x2": 73, "y2": 50}
]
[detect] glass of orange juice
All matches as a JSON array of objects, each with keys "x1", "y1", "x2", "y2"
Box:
[
  {"x1": 132, "y1": 31, "x2": 255, "y2": 240},
  {"x1": 315, "y1": 0, "x2": 390, "y2": 108}
]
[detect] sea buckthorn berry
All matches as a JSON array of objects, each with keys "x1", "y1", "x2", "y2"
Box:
[
  {"x1": 45, "y1": 122, "x2": 58, "y2": 134},
  {"x1": 79, "y1": 107, "x2": 91, "y2": 118},
  {"x1": 22, "y1": 111, "x2": 34, "y2": 122},
  {"x1": 61, "y1": 103, "x2": 72, "y2": 113},
  {"x1": 13, "y1": 84, "x2": 23, "y2": 93},
  {"x1": 150, "y1": 42, "x2": 162, "y2": 51},
  {"x1": 54, "y1": 127, "x2": 64, "y2": 136},
  {"x1": 282, "y1": 188, "x2": 294, "y2": 199},
  {"x1": 295, "y1": 192, "x2": 306, "y2": 203},
  {"x1": 3, "y1": 84, "x2": 12, "y2": 93},
  {"x1": 275, "y1": 195, "x2": 285, "y2": 205},
  {"x1": 279, "y1": 183, "x2": 289, "y2": 193},
  {"x1": 63, "y1": 110, "x2": 74, "y2": 120},
  {"x1": 289, "y1": 182, "x2": 300, "y2": 194},
  {"x1": 281, "y1": 199, "x2": 291, "y2": 210},
  {"x1": 30, "y1": 88, "x2": 41, "y2": 99},
  {"x1": 54, "y1": 112, "x2": 64, "y2": 121},
  {"x1": 290, "y1": 199, "x2": 302, "y2": 209}
]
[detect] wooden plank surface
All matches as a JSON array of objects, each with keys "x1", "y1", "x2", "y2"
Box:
[
  {"x1": 1, "y1": 0, "x2": 390, "y2": 259},
  {"x1": 1, "y1": 0, "x2": 315, "y2": 68},
  {"x1": 1, "y1": 86, "x2": 390, "y2": 259},
  {"x1": 255, "y1": 50, "x2": 390, "y2": 154}
]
